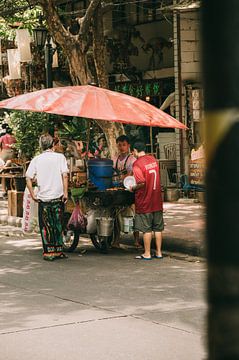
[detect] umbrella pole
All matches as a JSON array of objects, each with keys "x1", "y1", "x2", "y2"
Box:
[
  {"x1": 150, "y1": 126, "x2": 153, "y2": 155},
  {"x1": 86, "y1": 120, "x2": 91, "y2": 160},
  {"x1": 0, "y1": 66, "x2": 3, "y2": 94}
]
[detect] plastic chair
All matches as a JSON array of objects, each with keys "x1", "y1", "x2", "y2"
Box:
[
  {"x1": 179, "y1": 174, "x2": 205, "y2": 198},
  {"x1": 179, "y1": 174, "x2": 196, "y2": 198},
  {"x1": 164, "y1": 143, "x2": 176, "y2": 160}
]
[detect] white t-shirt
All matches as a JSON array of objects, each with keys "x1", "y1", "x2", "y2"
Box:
[{"x1": 26, "y1": 151, "x2": 69, "y2": 201}]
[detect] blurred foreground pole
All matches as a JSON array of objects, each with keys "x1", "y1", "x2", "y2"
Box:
[{"x1": 202, "y1": 1, "x2": 239, "y2": 358}]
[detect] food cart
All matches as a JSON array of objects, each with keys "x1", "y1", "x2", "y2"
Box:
[{"x1": 62, "y1": 157, "x2": 135, "y2": 253}]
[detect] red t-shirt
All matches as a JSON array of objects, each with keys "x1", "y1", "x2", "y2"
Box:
[
  {"x1": 0, "y1": 134, "x2": 16, "y2": 150},
  {"x1": 133, "y1": 155, "x2": 163, "y2": 214}
]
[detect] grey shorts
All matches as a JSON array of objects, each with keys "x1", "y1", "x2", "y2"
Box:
[{"x1": 134, "y1": 211, "x2": 164, "y2": 233}]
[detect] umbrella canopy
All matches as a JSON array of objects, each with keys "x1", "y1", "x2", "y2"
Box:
[{"x1": 0, "y1": 85, "x2": 187, "y2": 129}]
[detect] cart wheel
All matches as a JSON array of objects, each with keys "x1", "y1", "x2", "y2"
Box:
[
  {"x1": 63, "y1": 229, "x2": 80, "y2": 252},
  {"x1": 90, "y1": 234, "x2": 113, "y2": 254},
  {"x1": 62, "y1": 212, "x2": 80, "y2": 252}
]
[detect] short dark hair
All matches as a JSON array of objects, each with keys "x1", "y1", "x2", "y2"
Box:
[
  {"x1": 116, "y1": 135, "x2": 130, "y2": 144},
  {"x1": 133, "y1": 140, "x2": 146, "y2": 152}
]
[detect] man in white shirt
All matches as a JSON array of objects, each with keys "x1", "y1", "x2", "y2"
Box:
[{"x1": 26, "y1": 134, "x2": 69, "y2": 261}]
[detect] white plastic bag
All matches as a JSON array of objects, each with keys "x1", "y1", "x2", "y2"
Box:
[{"x1": 22, "y1": 187, "x2": 39, "y2": 233}]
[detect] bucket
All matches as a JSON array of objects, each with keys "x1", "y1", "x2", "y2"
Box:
[
  {"x1": 165, "y1": 187, "x2": 179, "y2": 202},
  {"x1": 88, "y1": 159, "x2": 113, "y2": 190},
  {"x1": 96, "y1": 217, "x2": 114, "y2": 237},
  {"x1": 122, "y1": 216, "x2": 134, "y2": 233}
]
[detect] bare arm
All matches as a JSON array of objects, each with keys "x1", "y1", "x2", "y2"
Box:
[
  {"x1": 133, "y1": 183, "x2": 145, "y2": 191},
  {"x1": 26, "y1": 177, "x2": 38, "y2": 202},
  {"x1": 130, "y1": 183, "x2": 145, "y2": 192},
  {"x1": 62, "y1": 173, "x2": 68, "y2": 203}
]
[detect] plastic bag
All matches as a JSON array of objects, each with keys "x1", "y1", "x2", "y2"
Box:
[
  {"x1": 22, "y1": 187, "x2": 39, "y2": 233},
  {"x1": 67, "y1": 204, "x2": 87, "y2": 232}
]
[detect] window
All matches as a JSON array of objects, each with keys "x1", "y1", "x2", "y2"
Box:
[{"x1": 135, "y1": 0, "x2": 172, "y2": 24}]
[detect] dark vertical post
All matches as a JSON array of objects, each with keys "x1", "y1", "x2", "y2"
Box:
[
  {"x1": 45, "y1": 34, "x2": 53, "y2": 88},
  {"x1": 202, "y1": 1, "x2": 239, "y2": 358},
  {"x1": 176, "y1": 13, "x2": 184, "y2": 175}
]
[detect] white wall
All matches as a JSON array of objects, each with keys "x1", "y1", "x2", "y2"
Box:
[
  {"x1": 174, "y1": 9, "x2": 202, "y2": 176},
  {"x1": 180, "y1": 11, "x2": 201, "y2": 81},
  {"x1": 132, "y1": 21, "x2": 174, "y2": 71}
]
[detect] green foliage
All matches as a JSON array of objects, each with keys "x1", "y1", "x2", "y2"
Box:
[
  {"x1": 59, "y1": 117, "x2": 89, "y2": 141},
  {"x1": 7, "y1": 111, "x2": 54, "y2": 159},
  {"x1": 0, "y1": 2, "x2": 42, "y2": 39}
]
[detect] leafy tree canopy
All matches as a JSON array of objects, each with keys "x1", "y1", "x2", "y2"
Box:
[{"x1": 0, "y1": 0, "x2": 41, "y2": 39}]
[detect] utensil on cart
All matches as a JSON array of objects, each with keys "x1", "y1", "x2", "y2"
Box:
[{"x1": 123, "y1": 176, "x2": 136, "y2": 190}]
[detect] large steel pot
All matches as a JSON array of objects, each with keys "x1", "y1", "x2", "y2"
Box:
[{"x1": 96, "y1": 217, "x2": 114, "y2": 237}]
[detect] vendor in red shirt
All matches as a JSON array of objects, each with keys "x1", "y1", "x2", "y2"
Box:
[
  {"x1": 131, "y1": 141, "x2": 164, "y2": 260},
  {"x1": 0, "y1": 127, "x2": 16, "y2": 161}
]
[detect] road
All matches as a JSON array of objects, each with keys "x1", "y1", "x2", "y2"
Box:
[{"x1": 0, "y1": 225, "x2": 207, "y2": 360}]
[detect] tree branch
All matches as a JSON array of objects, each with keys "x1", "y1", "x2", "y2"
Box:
[
  {"x1": 37, "y1": 0, "x2": 70, "y2": 45},
  {"x1": 78, "y1": 0, "x2": 101, "y2": 35},
  {"x1": 0, "y1": 6, "x2": 30, "y2": 17}
]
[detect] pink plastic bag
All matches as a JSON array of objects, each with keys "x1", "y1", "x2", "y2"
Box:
[{"x1": 67, "y1": 204, "x2": 87, "y2": 232}]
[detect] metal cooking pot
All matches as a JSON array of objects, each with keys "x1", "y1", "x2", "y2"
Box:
[{"x1": 96, "y1": 217, "x2": 114, "y2": 237}]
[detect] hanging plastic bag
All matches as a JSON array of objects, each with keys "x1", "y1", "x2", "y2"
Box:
[
  {"x1": 22, "y1": 187, "x2": 39, "y2": 233},
  {"x1": 67, "y1": 204, "x2": 87, "y2": 232}
]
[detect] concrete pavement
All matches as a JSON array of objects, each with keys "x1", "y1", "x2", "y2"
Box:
[{"x1": 0, "y1": 227, "x2": 206, "y2": 360}]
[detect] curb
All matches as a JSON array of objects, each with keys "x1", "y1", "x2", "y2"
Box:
[
  {"x1": 0, "y1": 215, "x2": 22, "y2": 228},
  {"x1": 163, "y1": 236, "x2": 206, "y2": 257}
]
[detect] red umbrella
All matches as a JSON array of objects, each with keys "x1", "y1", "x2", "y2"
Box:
[{"x1": 0, "y1": 85, "x2": 187, "y2": 129}]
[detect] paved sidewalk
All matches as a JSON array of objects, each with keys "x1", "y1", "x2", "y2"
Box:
[
  {"x1": 0, "y1": 228, "x2": 206, "y2": 360},
  {"x1": 163, "y1": 201, "x2": 205, "y2": 257},
  {"x1": 0, "y1": 193, "x2": 205, "y2": 257}
]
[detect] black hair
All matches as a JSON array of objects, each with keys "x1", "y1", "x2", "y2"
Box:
[
  {"x1": 116, "y1": 135, "x2": 130, "y2": 144},
  {"x1": 133, "y1": 140, "x2": 146, "y2": 152},
  {"x1": 6, "y1": 127, "x2": 12, "y2": 134}
]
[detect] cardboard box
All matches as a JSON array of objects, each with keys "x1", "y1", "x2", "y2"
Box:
[{"x1": 8, "y1": 190, "x2": 24, "y2": 217}]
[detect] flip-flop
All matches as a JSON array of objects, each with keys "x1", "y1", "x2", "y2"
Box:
[
  {"x1": 154, "y1": 255, "x2": 163, "y2": 259},
  {"x1": 57, "y1": 253, "x2": 68, "y2": 259},
  {"x1": 135, "y1": 255, "x2": 152, "y2": 260}
]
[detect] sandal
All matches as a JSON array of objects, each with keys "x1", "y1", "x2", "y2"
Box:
[
  {"x1": 154, "y1": 254, "x2": 163, "y2": 259},
  {"x1": 135, "y1": 255, "x2": 152, "y2": 260},
  {"x1": 57, "y1": 252, "x2": 68, "y2": 259}
]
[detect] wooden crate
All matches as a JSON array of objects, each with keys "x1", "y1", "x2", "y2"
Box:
[{"x1": 8, "y1": 190, "x2": 24, "y2": 217}]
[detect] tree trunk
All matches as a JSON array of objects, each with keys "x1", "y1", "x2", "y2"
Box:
[
  {"x1": 97, "y1": 120, "x2": 124, "y2": 157},
  {"x1": 91, "y1": 4, "x2": 124, "y2": 156},
  {"x1": 64, "y1": 42, "x2": 91, "y2": 85},
  {"x1": 92, "y1": 4, "x2": 108, "y2": 88},
  {"x1": 41, "y1": 0, "x2": 124, "y2": 156}
]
